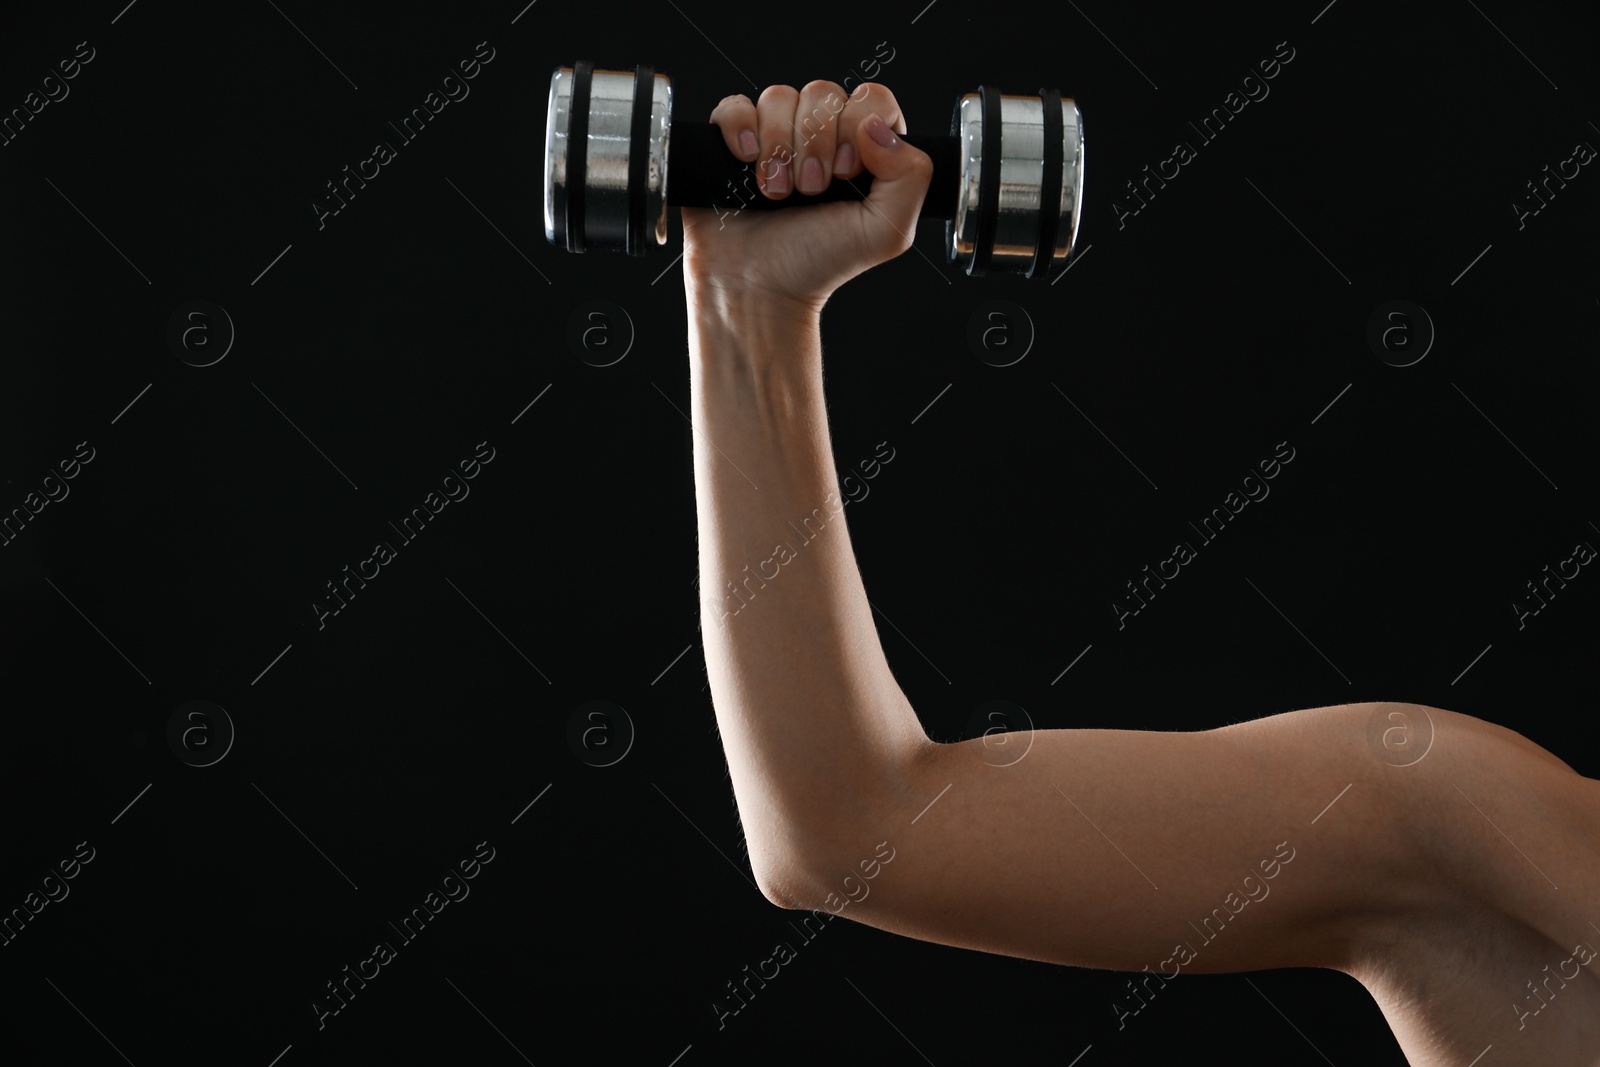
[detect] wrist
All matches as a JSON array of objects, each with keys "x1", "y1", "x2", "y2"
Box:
[
  {"x1": 685, "y1": 270, "x2": 827, "y2": 329},
  {"x1": 688, "y1": 283, "x2": 822, "y2": 365},
  {"x1": 687, "y1": 284, "x2": 826, "y2": 421}
]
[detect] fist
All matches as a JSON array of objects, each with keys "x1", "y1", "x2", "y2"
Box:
[{"x1": 681, "y1": 80, "x2": 935, "y2": 314}]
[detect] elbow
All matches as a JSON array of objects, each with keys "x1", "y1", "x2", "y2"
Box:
[
  {"x1": 750, "y1": 841, "x2": 826, "y2": 911},
  {"x1": 753, "y1": 805, "x2": 912, "y2": 915},
  {"x1": 756, "y1": 860, "x2": 855, "y2": 918},
  {"x1": 761, "y1": 830, "x2": 903, "y2": 917},
  {"x1": 746, "y1": 825, "x2": 857, "y2": 913},
  {"x1": 733, "y1": 819, "x2": 814, "y2": 911},
  {"x1": 751, "y1": 735, "x2": 935, "y2": 912},
  {"x1": 755, "y1": 868, "x2": 813, "y2": 912}
]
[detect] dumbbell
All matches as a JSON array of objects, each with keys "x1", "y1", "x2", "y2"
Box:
[{"x1": 544, "y1": 61, "x2": 1084, "y2": 278}]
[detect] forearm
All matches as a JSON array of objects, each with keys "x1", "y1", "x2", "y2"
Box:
[{"x1": 687, "y1": 286, "x2": 928, "y2": 905}]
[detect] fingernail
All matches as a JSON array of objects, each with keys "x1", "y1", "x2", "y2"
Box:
[
  {"x1": 765, "y1": 157, "x2": 790, "y2": 195},
  {"x1": 865, "y1": 113, "x2": 898, "y2": 149},
  {"x1": 800, "y1": 157, "x2": 824, "y2": 194},
  {"x1": 833, "y1": 142, "x2": 855, "y2": 173},
  {"x1": 738, "y1": 129, "x2": 758, "y2": 157}
]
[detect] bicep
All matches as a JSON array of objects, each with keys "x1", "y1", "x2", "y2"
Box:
[{"x1": 809, "y1": 703, "x2": 1419, "y2": 977}]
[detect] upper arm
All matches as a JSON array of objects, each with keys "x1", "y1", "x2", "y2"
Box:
[{"x1": 794, "y1": 703, "x2": 1428, "y2": 978}]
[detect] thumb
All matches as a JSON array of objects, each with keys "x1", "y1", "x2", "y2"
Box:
[{"x1": 852, "y1": 112, "x2": 934, "y2": 259}]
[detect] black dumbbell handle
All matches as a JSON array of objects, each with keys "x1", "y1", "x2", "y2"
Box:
[{"x1": 665, "y1": 122, "x2": 961, "y2": 219}]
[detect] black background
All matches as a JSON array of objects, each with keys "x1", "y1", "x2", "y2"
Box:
[{"x1": 2, "y1": 1, "x2": 1596, "y2": 1064}]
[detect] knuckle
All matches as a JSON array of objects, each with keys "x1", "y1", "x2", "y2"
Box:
[
  {"x1": 757, "y1": 83, "x2": 798, "y2": 106},
  {"x1": 802, "y1": 78, "x2": 844, "y2": 99}
]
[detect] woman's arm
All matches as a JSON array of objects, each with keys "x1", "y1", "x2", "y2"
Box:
[
  {"x1": 681, "y1": 79, "x2": 940, "y2": 908},
  {"x1": 686, "y1": 294, "x2": 928, "y2": 907},
  {"x1": 684, "y1": 276, "x2": 1423, "y2": 973},
  {"x1": 679, "y1": 76, "x2": 1600, "y2": 1063},
  {"x1": 681, "y1": 78, "x2": 1420, "y2": 975}
]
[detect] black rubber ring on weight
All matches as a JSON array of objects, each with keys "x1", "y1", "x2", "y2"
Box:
[
  {"x1": 1029, "y1": 88, "x2": 1064, "y2": 280},
  {"x1": 626, "y1": 64, "x2": 655, "y2": 256},
  {"x1": 969, "y1": 85, "x2": 1002, "y2": 277},
  {"x1": 566, "y1": 60, "x2": 594, "y2": 254}
]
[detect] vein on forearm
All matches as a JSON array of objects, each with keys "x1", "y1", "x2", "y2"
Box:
[{"x1": 688, "y1": 303, "x2": 927, "y2": 872}]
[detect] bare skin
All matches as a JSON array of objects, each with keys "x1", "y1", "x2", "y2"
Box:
[{"x1": 679, "y1": 77, "x2": 1600, "y2": 1065}]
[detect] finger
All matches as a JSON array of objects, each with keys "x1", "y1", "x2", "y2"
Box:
[
  {"x1": 792, "y1": 79, "x2": 846, "y2": 195},
  {"x1": 755, "y1": 84, "x2": 800, "y2": 198},
  {"x1": 845, "y1": 106, "x2": 934, "y2": 261},
  {"x1": 833, "y1": 82, "x2": 905, "y2": 181},
  {"x1": 709, "y1": 93, "x2": 760, "y2": 161}
]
